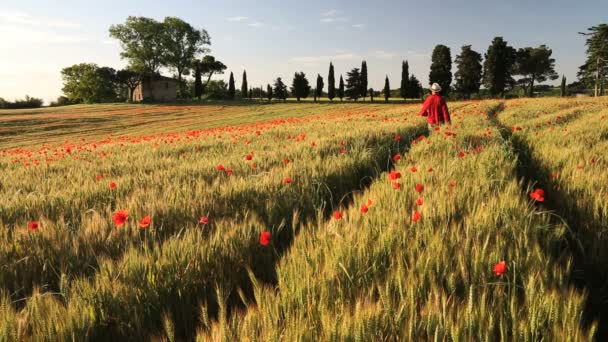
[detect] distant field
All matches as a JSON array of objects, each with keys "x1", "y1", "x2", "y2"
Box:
[{"x1": 0, "y1": 97, "x2": 607, "y2": 340}]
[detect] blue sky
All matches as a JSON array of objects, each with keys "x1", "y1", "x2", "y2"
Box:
[{"x1": 1, "y1": 0, "x2": 606, "y2": 103}]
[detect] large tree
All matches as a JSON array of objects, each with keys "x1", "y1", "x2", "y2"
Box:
[
  {"x1": 345, "y1": 68, "x2": 361, "y2": 101},
  {"x1": 408, "y1": 75, "x2": 423, "y2": 99},
  {"x1": 483, "y1": 37, "x2": 517, "y2": 97},
  {"x1": 266, "y1": 84, "x2": 273, "y2": 102},
  {"x1": 197, "y1": 55, "x2": 227, "y2": 94},
  {"x1": 161, "y1": 17, "x2": 210, "y2": 97},
  {"x1": 360, "y1": 60, "x2": 368, "y2": 100},
  {"x1": 116, "y1": 69, "x2": 142, "y2": 102},
  {"x1": 429, "y1": 45, "x2": 452, "y2": 95},
  {"x1": 241, "y1": 70, "x2": 248, "y2": 99},
  {"x1": 291, "y1": 72, "x2": 311, "y2": 102},
  {"x1": 109, "y1": 16, "x2": 165, "y2": 74},
  {"x1": 338, "y1": 75, "x2": 345, "y2": 101},
  {"x1": 454, "y1": 45, "x2": 483, "y2": 99},
  {"x1": 228, "y1": 72, "x2": 236, "y2": 100},
  {"x1": 383, "y1": 75, "x2": 390, "y2": 103},
  {"x1": 514, "y1": 45, "x2": 558, "y2": 97},
  {"x1": 273, "y1": 78, "x2": 288, "y2": 102},
  {"x1": 328, "y1": 62, "x2": 336, "y2": 101},
  {"x1": 578, "y1": 24, "x2": 608, "y2": 96},
  {"x1": 315, "y1": 74, "x2": 324, "y2": 102},
  {"x1": 400, "y1": 60, "x2": 409, "y2": 100},
  {"x1": 61, "y1": 63, "x2": 118, "y2": 103}
]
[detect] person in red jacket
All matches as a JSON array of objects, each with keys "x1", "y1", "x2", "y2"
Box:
[{"x1": 418, "y1": 83, "x2": 451, "y2": 128}]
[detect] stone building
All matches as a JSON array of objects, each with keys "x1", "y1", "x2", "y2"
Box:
[{"x1": 132, "y1": 76, "x2": 178, "y2": 102}]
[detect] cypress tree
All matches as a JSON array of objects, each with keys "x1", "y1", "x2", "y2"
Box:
[
  {"x1": 383, "y1": 76, "x2": 390, "y2": 103},
  {"x1": 369, "y1": 88, "x2": 374, "y2": 102},
  {"x1": 360, "y1": 61, "x2": 368, "y2": 100},
  {"x1": 429, "y1": 45, "x2": 453, "y2": 96},
  {"x1": 316, "y1": 74, "x2": 324, "y2": 102},
  {"x1": 454, "y1": 45, "x2": 483, "y2": 99},
  {"x1": 194, "y1": 63, "x2": 203, "y2": 100},
  {"x1": 560, "y1": 75, "x2": 567, "y2": 97},
  {"x1": 338, "y1": 75, "x2": 345, "y2": 101},
  {"x1": 290, "y1": 72, "x2": 311, "y2": 102},
  {"x1": 241, "y1": 70, "x2": 248, "y2": 99},
  {"x1": 483, "y1": 37, "x2": 517, "y2": 97},
  {"x1": 248, "y1": 87, "x2": 253, "y2": 99},
  {"x1": 400, "y1": 60, "x2": 409, "y2": 101},
  {"x1": 273, "y1": 77, "x2": 287, "y2": 102},
  {"x1": 328, "y1": 62, "x2": 336, "y2": 101},
  {"x1": 228, "y1": 72, "x2": 235, "y2": 100},
  {"x1": 345, "y1": 68, "x2": 361, "y2": 101},
  {"x1": 266, "y1": 84, "x2": 273, "y2": 102}
]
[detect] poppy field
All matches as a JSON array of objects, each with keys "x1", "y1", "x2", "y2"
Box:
[{"x1": 0, "y1": 98, "x2": 607, "y2": 340}]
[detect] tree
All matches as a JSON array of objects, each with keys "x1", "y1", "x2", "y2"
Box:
[
  {"x1": 61, "y1": 63, "x2": 118, "y2": 103},
  {"x1": 194, "y1": 63, "x2": 203, "y2": 99},
  {"x1": 228, "y1": 72, "x2": 236, "y2": 100},
  {"x1": 578, "y1": 24, "x2": 608, "y2": 96},
  {"x1": 241, "y1": 71, "x2": 248, "y2": 99},
  {"x1": 383, "y1": 76, "x2": 390, "y2": 103},
  {"x1": 345, "y1": 68, "x2": 361, "y2": 101},
  {"x1": 454, "y1": 45, "x2": 483, "y2": 99},
  {"x1": 514, "y1": 45, "x2": 558, "y2": 97},
  {"x1": 249, "y1": 87, "x2": 253, "y2": 99},
  {"x1": 360, "y1": 61, "x2": 368, "y2": 100},
  {"x1": 273, "y1": 78, "x2": 288, "y2": 102},
  {"x1": 408, "y1": 75, "x2": 422, "y2": 99},
  {"x1": 316, "y1": 74, "x2": 324, "y2": 101},
  {"x1": 266, "y1": 84, "x2": 273, "y2": 102},
  {"x1": 369, "y1": 88, "x2": 374, "y2": 102},
  {"x1": 291, "y1": 72, "x2": 311, "y2": 102},
  {"x1": 561, "y1": 75, "x2": 567, "y2": 97},
  {"x1": 161, "y1": 17, "x2": 210, "y2": 97},
  {"x1": 400, "y1": 60, "x2": 409, "y2": 100},
  {"x1": 205, "y1": 80, "x2": 228, "y2": 99},
  {"x1": 197, "y1": 56, "x2": 227, "y2": 94},
  {"x1": 328, "y1": 62, "x2": 336, "y2": 101},
  {"x1": 429, "y1": 45, "x2": 453, "y2": 95},
  {"x1": 116, "y1": 69, "x2": 142, "y2": 102},
  {"x1": 338, "y1": 75, "x2": 345, "y2": 101},
  {"x1": 109, "y1": 16, "x2": 165, "y2": 74},
  {"x1": 483, "y1": 37, "x2": 517, "y2": 97}
]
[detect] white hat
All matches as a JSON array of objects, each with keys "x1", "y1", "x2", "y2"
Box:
[{"x1": 430, "y1": 83, "x2": 442, "y2": 92}]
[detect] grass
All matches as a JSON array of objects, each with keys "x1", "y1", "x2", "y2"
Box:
[{"x1": 0, "y1": 97, "x2": 606, "y2": 340}]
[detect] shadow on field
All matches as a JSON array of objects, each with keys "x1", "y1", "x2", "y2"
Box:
[{"x1": 488, "y1": 103, "x2": 608, "y2": 340}]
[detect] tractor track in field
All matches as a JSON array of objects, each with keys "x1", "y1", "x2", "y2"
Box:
[{"x1": 487, "y1": 102, "x2": 608, "y2": 340}]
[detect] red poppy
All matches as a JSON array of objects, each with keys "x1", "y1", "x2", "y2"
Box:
[
  {"x1": 410, "y1": 166, "x2": 418, "y2": 172},
  {"x1": 427, "y1": 167, "x2": 434, "y2": 172},
  {"x1": 388, "y1": 171, "x2": 402, "y2": 181},
  {"x1": 109, "y1": 182, "x2": 117, "y2": 189},
  {"x1": 458, "y1": 151, "x2": 466, "y2": 158},
  {"x1": 529, "y1": 188, "x2": 545, "y2": 202},
  {"x1": 449, "y1": 181, "x2": 456, "y2": 187},
  {"x1": 395, "y1": 135, "x2": 401, "y2": 142},
  {"x1": 340, "y1": 148, "x2": 347, "y2": 154},
  {"x1": 138, "y1": 216, "x2": 151, "y2": 229},
  {"x1": 360, "y1": 205, "x2": 369, "y2": 214},
  {"x1": 415, "y1": 184, "x2": 424, "y2": 193},
  {"x1": 551, "y1": 172, "x2": 557, "y2": 179},
  {"x1": 366, "y1": 199, "x2": 373, "y2": 207},
  {"x1": 113, "y1": 210, "x2": 129, "y2": 227},
  {"x1": 259, "y1": 231, "x2": 271, "y2": 246},
  {"x1": 416, "y1": 198, "x2": 423, "y2": 206},
  {"x1": 284, "y1": 177, "x2": 293, "y2": 184},
  {"x1": 216, "y1": 164, "x2": 225, "y2": 171},
  {"x1": 199, "y1": 216, "x2": 209, "y2": 225},
  {"x1": 96, "y1": 175, "x2": 103, "y2": 181},
  {"x1": 284, "y1": 158, "x2": 290, "y2": 165},
  {"x1": 28, "y1": 221, "x2": 39, "y2": 232},
  {"x1": 393, "y1": 154, "x2": 401, "y2": 162},
  {"x1": 392, "y1": 182, "x2": 401, "y2": 189},
  {"x1": 333, "y1": 211, "x2": 343, "y2": 220},
  {"x1": 412, "y1": 211, "x2": 421, "y2": 222},
  {"x1": 245, "y1": 153, "x2": 253, "y2": 160},
  {"x1": 493, "y1": 261, "x2": 507, "y2": 276},
  {"x1": 225, "y1": 169, "x2": 233, "y2": 176},
  {"x1": 512, "y1": 126, "x2": 522, "y2": 131}
]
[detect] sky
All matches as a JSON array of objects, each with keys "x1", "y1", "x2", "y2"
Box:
[{"x1": 1, "y1": 0, "x2": 607, "y2": 104}]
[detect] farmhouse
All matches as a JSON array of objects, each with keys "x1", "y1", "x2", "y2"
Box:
[{"x1": 132, "y1": 76, "x2": 178, "y2": 102}]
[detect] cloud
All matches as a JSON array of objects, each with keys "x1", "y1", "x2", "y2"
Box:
[
  {"x1": 0, "y1": 10, "x2": 80, "y2": 28},
  {"x1": 352, "y1": 23, "x2": 365, "y2": 29},
  {"x1": 0, "y1": 25, "x2": 88, "y2": 44},
  {"x1": 322, "y1": 9, "x2": 338, "y2": 17},
  {"x1": 248, "y1": 22, "x2": 264, "y2": 28},
  {"x1": 320, "y1": 17, "x2": 348, "y2": 23},
  {"x1": 228, "y1": 16, "x2": 248, "y2": 22},
  {"x1": 373, "y1": 50, "x2": 397, "y2": 59}
]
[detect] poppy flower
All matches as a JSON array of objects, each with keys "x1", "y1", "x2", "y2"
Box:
[
  {"x1": 393, "y1": 154, "x2": 401, "y2": 162},
  {"x1": 551, "y1": 172, "x2": 557, "y2": 179},
  {"x1": 225, "y1": 169, "x2": 233, "y2": 176},
  {"x1": 251, "y1": 163, "x2": 257, "y2": 169},
  {"x1": 388, "y1": 171, "x2": 401, "y2": 181},
  {"x1": 360, "y1": 205, "x2": 369, "y2": 214},
  {"x1": 395, "y1": 135, "x2": 401, "y2": 142},
  {"x1": 138, "y1": 216, "x2": 151, "y2": 229},
  {"x1": 259, "y1": 231, "x2": 271, "y2": 246},
  {"x1": 245, "y1": 153, "x2": 253, "y2": 160},
  {"x1": 493, "y1": 261, "x2": 507, "y2": 276},
  {"x1": 216, "y1": 164, "x2": 225, "y2": 171},
  {"x1": 284, "y1": 158, "x2": 290, "y2": 165},
  {"x1": 412, "y1": 211, "x2": 421, "y2": 222},
  {"x1": 28, "y1": 221, "x2": 39, "y2": 232},
  {"x1": 392, "y1": 182, "x2": 401, "y2": 189},
  {"x1": 458, "y1": 151, "x2": 466, "y2": 158},
  {"x1": 416, "y1": 198, "x2": 423, "y2": 206},
  {"x1": 449, "y1": 181, "x2": 456, "y2": 187},
  {"x1": 427, "y1": 167, "x2": 434, "y2": 172},
  {"x1": 113, "y1": 210, "x2": 129, "y2": 227},
  {"x1": 284, "y1": 177, "x2": 293, "y2": 184},
  {"x1": 529, "y1": 188, "x2": 545, "y2": 202},
  {"x1": 333, "y1": 211, "x2": 343, "y2": 220},
  {"x1": 415, "y1": 184, "x2": 424, "y2": 193},
  {"x1": 340, "y1": 148, "x2": 347, "y2": 154},
  {"x1": 366, "y1": 199, "x2": 373, "y2": 207},
  {"x1": 410, "y1": 166, "x2": 418, "y2": 172},
  {"x1": 96, "y1": 175, "x2": 103, "y2": 181},
  {"x1": 199, "y1": 216, "x2": 209, "y2": 225},
  {"x1": 109, "y1": 182, "x2": 117, "y2": 189}
]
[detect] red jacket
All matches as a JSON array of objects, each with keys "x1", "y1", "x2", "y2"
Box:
[{"x1": 418, "y1": 94, "x2": 451, "y2": 124}]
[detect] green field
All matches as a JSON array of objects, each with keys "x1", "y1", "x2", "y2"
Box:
[{"x1": 0, "y1": 98, "x2": 607, "y2": 340}]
